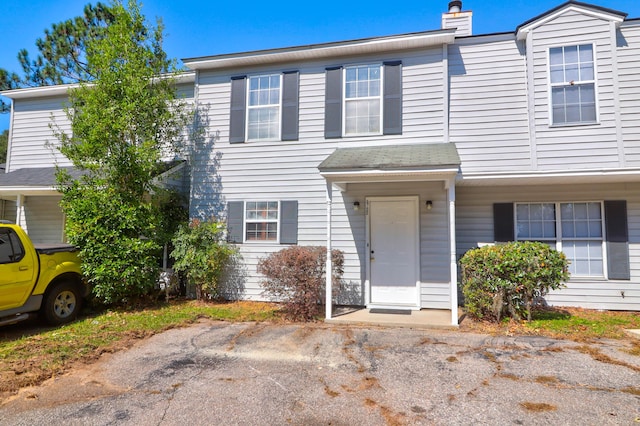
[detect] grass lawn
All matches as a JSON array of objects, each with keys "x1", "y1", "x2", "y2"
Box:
[
  {"x1": 460, "y1": 306, "x2": 640, "y2": 341},
  {"x1": 0, "y1": 300, "x2": 281, "y2": 395},
  {"x1": 0, "y1": 300, "x2": 638, "y2": 397}
]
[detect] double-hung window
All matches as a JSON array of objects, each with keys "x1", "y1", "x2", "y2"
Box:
[
  {"x1": 549, "y1": 44, "x2": 597, "y2": 125},
  {"x1": 227, "y1": 200, "x2": 298, "y2": 244},
  {"x1": 324, "y1": 61, "x2": 401, "y2": 138},
  {"x1": 245, "y1": 201, "x2": 279, "y2": 241},
  {"x1": 229, "y1": 72, "x2": 299, "y2": 143},
  {"x1": 344, "y1": 64, "x2": 382, "y2": 135},
  {"x1": 560, "y1": 203, "x2": 603, "y2": 276},
  {"x1": 247, "y1": 74, "x2": 281, "y2": 141},
  {"x1": 516, "y1": 202, "x2": 604, "y2": 277}
]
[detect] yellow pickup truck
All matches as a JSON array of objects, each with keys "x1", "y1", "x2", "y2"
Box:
[{"x1": 0, "y1": 222, "x2": 86, "y2": 327}]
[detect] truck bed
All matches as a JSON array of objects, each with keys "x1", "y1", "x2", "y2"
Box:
[{"x1": 34, "y1": 244, "x2": 79, "y2": 255}]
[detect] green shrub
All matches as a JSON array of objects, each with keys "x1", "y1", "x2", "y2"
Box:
[
  {"x1": 257, "y1": 246, "x2": 344, "y2": 321},
  {"x1": 61, "y1": 184, "x2": 163, "y2": 304},
  {"x1": 460, "y1": 242, "x2": 569, "y2": 322},
  {"x1": 171, "y1": 218, "x2": 237, "y2": 300}
]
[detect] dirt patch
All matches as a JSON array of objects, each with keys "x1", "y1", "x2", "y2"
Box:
[
  {"x1": 520, "y1": 402, "x2": 557, "y2": 412},
  {"x1": 0, "y1": 330, "x2": 149, "y2": 398},
  {"x1": 574, "y1": 345, "x2": 640, "y2": 373},
  {"x1": 226, "y1": 323, "x2": 269, "y2": 351},
  {"x1": 621, "y1": 386, "x2": 640, "y2": 396},
  {"x1": 535, "y1": 375, "x2": 560, "y2": 385}
]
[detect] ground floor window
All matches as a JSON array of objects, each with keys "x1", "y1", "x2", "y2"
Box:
[
  {"x1": 515, "y1": 202, "x2": 603, "y2": 277},
  {"x1": 245, "y1": 201, "x2": 279, "y2": 241}
]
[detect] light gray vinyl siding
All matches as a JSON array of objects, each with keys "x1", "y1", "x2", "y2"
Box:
[
  {"x1": 8, "y1": 82, "x2": 195, "y2": 173},
  {"x1": 23, "y1": 196, "x2": 65, "y2": 244},
  {"x1": 8, "y1": 96, "x2": 72, "y2": 172},
  {"x1": 530, "y1": 10, "x2": 620, "y2": 169},
  {"x1": 0, "y1": 200, "x2": 17, "y2": 223},
  {"x1": 618, "y1": 24, "x2": 640, "y2": 167},
  {"x1": 442, "y1": 14, "x2": 472, "y2": 37},
  {"x1": 192, "y1": 47, "x2": 449, "y2": 303},
  {"x1": 456, "y1": 183, "x2": 640, "y2": 311},
  {"x1": 448, "y1": 36, "x2": 531, "y2": 173}
]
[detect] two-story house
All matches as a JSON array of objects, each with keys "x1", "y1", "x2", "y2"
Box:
[{"x1": 2, "y1": 1, "x2": 639, "y2": 324}]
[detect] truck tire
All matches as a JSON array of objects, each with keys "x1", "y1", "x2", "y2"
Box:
[{"x1": 41, "y1": 281, "x2": 82, "y2": 325}]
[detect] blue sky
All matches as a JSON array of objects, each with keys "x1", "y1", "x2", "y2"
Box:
[{"x1": 2, "y1": 0, "x2": 640, "y2": 131}]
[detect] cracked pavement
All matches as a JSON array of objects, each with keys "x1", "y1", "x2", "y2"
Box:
[{"x1": 1, "y1": 320, "x2": 639, "y2": 425}]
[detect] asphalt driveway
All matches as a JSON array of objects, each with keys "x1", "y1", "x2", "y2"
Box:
[{"x1": 1, "y1": 321, "x2": 639, "y2": 425}]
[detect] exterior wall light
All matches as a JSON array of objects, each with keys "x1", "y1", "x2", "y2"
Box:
[
  {"x1": 353, "y1": 201, "x2": 360, "y2": 211},
  {"x1": 426, "y1": 200, "x2": 433, "y2": 210}
]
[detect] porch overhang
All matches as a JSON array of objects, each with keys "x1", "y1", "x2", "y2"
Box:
[
  {"x1": 0, "y1": 167, "x2": 79, "y2": 199},
  {"x1": 318, "y1": 143, "x2": 461, "y2": 189},
  {"x1": 318, "y1": 143, "x2": 461, "y2": 326}
]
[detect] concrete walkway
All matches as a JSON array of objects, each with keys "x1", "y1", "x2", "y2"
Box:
[{"x1": 326, "y1": 307, "x2": 459, "y2": 329}]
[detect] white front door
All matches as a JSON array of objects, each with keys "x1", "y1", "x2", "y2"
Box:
[{"x1": 368, "y1": 197, "x2": 419, "y2": 307}]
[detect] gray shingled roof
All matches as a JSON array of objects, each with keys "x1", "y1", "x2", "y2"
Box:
[
  {"x1": 0, "y1": 166, "x2": 84, "y2": 187},
  {"x1": 318, "y1": 143, "x2": 461, "y2": 172}
]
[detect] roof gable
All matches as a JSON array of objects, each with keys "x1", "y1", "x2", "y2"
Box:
[{"x1": 516, "y1": 1, "x2": 626, "y2": 40}]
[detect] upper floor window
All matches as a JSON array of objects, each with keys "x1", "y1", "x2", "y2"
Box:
[
  {"x1": 344, "y1": 64, "x2": 382, "y2": 135},
  {"x1": 247, "y1": 74, "x2": 281, "y2": 141},
  {"x1": 229, "y1": 72, "x2": 299, "y2": 144},
  {"x1": 325, "y1": 61, "x2": 402, "y2": 139},
  {"x1": 549, "y1": 44, "x2": 596, "y2": 125}
]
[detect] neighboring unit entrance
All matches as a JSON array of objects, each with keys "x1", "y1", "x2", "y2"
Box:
[{"x1": 367, "y1": 197, "x2": 420, "y2": 308}]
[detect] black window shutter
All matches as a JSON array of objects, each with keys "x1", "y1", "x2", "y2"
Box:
[
  {"x1": 282, "y1": 71, "x2": 299, "y2": 141},
  {"x1": 229, "y1": 76, "x2": 246, "y2": 144},
  {"x1": 227, "y1": 201, "x2": 244, "y2": 243},
  {"x1": 493, "y1": 203, "x2": 515, "y2": 242},
  {"x1": 324, "y1": 66, "x2": 342, "y2": 139},
  {"x1": 280, "y1": 201, "x2": 298, "y2": 244},
  {"x1": 604, "y1": 200, "x2": 630, "y2": 280},
  {"x1": 383, "y1": 61, "x2": 402, "y2": 135}
]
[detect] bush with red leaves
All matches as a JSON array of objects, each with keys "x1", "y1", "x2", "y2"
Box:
[{"x1": 257, "y1": 246, "x2": 344, "y2": 321}]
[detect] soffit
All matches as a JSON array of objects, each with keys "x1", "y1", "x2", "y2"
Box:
[{"x1": 183, "y1": 30, "x2": 456, "y2": 71}]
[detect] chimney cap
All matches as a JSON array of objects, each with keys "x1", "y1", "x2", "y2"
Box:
[{"x1": 448, "y1": 1, "x2": 462, "y2": 13}]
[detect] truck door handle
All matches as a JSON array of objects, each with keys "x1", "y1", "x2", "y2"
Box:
[{"x1": 19, "y1": 266, "x2": 28, "y2": 271}]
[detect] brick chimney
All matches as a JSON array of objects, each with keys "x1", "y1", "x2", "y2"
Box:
[{"x1": 442, "y1": 1, "x2": 473, "y2": 36}]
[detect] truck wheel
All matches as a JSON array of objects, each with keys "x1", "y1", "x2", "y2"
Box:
[{"x1": 41, "y1": 281, "x2": 82, "y2": 325}]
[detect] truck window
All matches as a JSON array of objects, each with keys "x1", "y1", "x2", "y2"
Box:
[{"x1": 0, "y1": 229, "x2": 25, "y2": 264}]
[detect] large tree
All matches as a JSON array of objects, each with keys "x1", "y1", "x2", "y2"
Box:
[
  {"x1": 56, "y1": 0, "x2": 190, "y2": 304},
  {"x1": 0, "y1": 130, "x2": 8, "y2": 163},
  {"x1": 1, "y1": 2, "x2": 115, "y2": 113}
]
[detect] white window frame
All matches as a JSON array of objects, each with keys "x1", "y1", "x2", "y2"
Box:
[
  {"x1": 342, "y1": 63, "x2": 384, "y2": 137},
  {"x1": 547, "y1": 43, "x2": 599, "y2": 127},
  {"x1": 243, "y1": 201, "x2": 280, "y2": 243},
  {"x1": 246, "y1": 73, "x2": 282, "y2": 142},
  {"x1": 515, "y1": 201, "x2": 606, "y2": 279}
]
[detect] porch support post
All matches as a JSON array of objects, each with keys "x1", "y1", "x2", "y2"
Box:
[
  {"x1": 16, "y1": 194, "x2": 25, "y2": 229},
  {"x1": 325, "y1": 182, "x2": 333, "y2": 320},
  {"x1": 447, "y1": 178, "x2": 458, "y2": 326}
]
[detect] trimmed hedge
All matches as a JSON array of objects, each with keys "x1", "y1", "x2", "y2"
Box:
[{"x1": 460, "y1": 241, "x2": 569, "y2": 322}]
